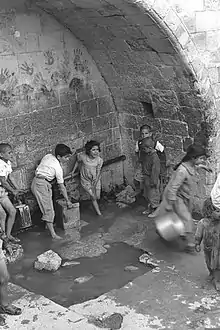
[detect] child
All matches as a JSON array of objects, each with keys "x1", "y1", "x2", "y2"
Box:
[
  {"x1": 0, "y1": 229, "x2": 21, "y2": 325},
  {"x1": 134, "y1": 124, "x2": 166, "y2": 196},
  {"x1": 140, "y1": 137, "x2": 161, "y2": 216},
  {"x1": 31, "y1": 144, "x2": 74, "y2": 240},
  {"x1": 0, "y1": 143, "x2": 23, "y2": 243},
  {"x1": 156, "y1": 144, "x2": 206, "y2": 252},
  {"x1": 195, "y1": 198, "x2": 220, "y2": 291},
  {"x1": 76, "y1": 140, "x2": 103, "y2": 216}
]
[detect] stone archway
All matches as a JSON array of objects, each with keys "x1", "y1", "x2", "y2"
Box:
[{"x1": 1, "y1": 0, "x2": 219, "y2": 207}]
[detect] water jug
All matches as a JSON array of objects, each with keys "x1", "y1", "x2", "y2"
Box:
[{"x1": 155, "y1": 211, "x2": 185, "y2": 241}]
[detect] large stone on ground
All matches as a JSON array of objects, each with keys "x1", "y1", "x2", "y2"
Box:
[
  {"x1": 34, "y1": 250, "x2": 62, "y2": 272},
  {"x1": 116, "y1": 185, "x2": 136, "y2": 204}
]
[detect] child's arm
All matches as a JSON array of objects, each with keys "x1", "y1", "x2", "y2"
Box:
[
  {"x1": 94, "y1": 159, "x2": 103, "y2": 187},
  {"x1": 150, "y1": 155, "x2": 160, "y2": 187},
  {"x1": 7, "y1": 174, "x2": 20, "y2": 190},
  {"x1": 166, "y1": 167, "x2": 186, "y2": 211},
  {"x1": 195, "y1": 219, "x2": 204, "y2": 252},
  {"x1": 0, "y1": 176, "x2": 18, "y2": 195}
]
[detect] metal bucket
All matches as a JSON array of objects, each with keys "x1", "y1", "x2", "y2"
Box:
[{"x1": 155, "y1": 212, "x2": 185, "y2": 241}]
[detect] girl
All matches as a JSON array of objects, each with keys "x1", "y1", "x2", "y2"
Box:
[
  {"x1": 155, "y1": 144, "x2": 206, "y2": 252},
  {"x1": 134, "y1": 124, "x2": 165, "y2": 198},
  {"x1": 77, "y1": 140, "x2": 103, "y2": 216},
  {"x1": 195, "y1": 198, "x2": 220, "y2": 291}
]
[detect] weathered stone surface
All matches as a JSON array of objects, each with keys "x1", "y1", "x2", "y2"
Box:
[
  {"x1": 62, "y1": 261, "x2": 80, "y2": 267},
  {"x1": 116, "y1": 185, "x2": 136, "y2": 204},
  {"x1": 4, "y1": 244, "x2": 24, "y2": 264},
  {"x1": 160, "y1": 119, "x2": 188, "y2": 137},
  {"x1": 160, "y1": 134, "x2": 182, "y2": 150},
  {"x1": 34, "y1": 250, "x2": 62, "y2": 272},
  {"x1": 90, "y1": 313, "x2": 123, "y2": 330},
  {"x1": 151, "y1": 90, "x2": 179, "y2": 119},
  {"x1": 93, "y1": 115, "x2": 110, "y2": 132}
]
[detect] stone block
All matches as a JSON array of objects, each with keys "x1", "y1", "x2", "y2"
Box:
[
  {"x1": 92, "y1": 80, "x2": 110, "y2": 98},
  {"x1": 93, "y1": 115, "x2": 109, "y2": 132},
  {"x1": 34, "y1": 250, "x2": 62, "y2": 272},
  {"x1": 31, "y1": 91, "x2": 59, "y2": 111},
  {"x1": 177, "y1": 92, "x2": 202, "y2": 108},
  {"x1": 160, "y1": 134, "x2": 183, "y2": 150},
  {"x1": 60, "y1": 89, "x2": 76, "y2": 106},
  {"x1": 160, "y1": 119, "x2": 188, "y2": 137},
  {"x1": 151, "y1": 90, "x2": 179, "y2": 119},
  {"x1": 196, "y1": 11, "x2": 220, "y2": 32},
  {"x1": 0, "y1": 119, "x2": 7, "y2": 140},
  {"x1": 119, "y1": 113, "x2": 138, "y2": 130},
  {"x1": 104, "y1": 142, "x2": 122, "y2": 160},
  {"x1": 108, "y1": 113, "x2": 118, "y2": 128},
  {"x1": 10, "y1": 167, "x2": 28, "y2": 190},
  {"x1": 26, "y1": 133, "x2": 50, "y2": 152},
  {"x1": 204, "y1": 0, "x2": 220, "y2": 10},
  {"x1": 80, "y1": 99, "x2": 98, "y2": 120},
  {"x1": 97, "y1": 96, "x2": 115, "y2": 115},
  {"x1": 78, "y1": 119, "x2": 93, "y2": 134},
  {"x1": 179, "y1": 106, "x2": 203, "y2": 137},
  {"x1": 135, "y1": 117, "x2": 161, "y2": 132},
  {"x1": 147, "y1": 38, "x2": 176, "y2": 54},
  {"x1": 52, "y1": 105, "x2": 72, "y2": 128},
  {"x1": 71, "y1": 102, "x2": 81, "y2": 122},
  {"x1": 165, "y1": 147, "x2": 185, "y2": 166},
  {"x1": 76, "y1": 84, "x2": 94, "y2": 102},
  {"x1": 6, "y1": 114, "x2": 32, "y2": 136},
  {"x1": 31, "y1": 109, "x2": 53, "y2": 134}
]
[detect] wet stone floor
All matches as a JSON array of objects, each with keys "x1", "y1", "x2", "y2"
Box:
[{"x1": 8, "y1": 201, "x2": 150, "y2": 307}]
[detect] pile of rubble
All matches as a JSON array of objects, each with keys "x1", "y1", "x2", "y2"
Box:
[{"x1": 115, "y1": 185, "x2": 136, "y2": 208}]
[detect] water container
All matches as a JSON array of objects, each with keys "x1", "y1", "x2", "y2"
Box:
[
  {"x1": 155, "y1": 211, "x2": 185, "y2": 241},
  {"x1": 15, "y1": 203, "x2": 32, "y2": 229},
  {"x1": 56, "y1": 199, "x2": 80, "y2": 230}
]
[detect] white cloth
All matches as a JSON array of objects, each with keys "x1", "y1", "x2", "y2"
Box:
[
  {"x1": 211, "y1": 173, "x2": 220, "y2": 209},
  {"x1": 0, "y1": 159, "x2": 12, "y2": 179},
  {"x1": 135, "y1": 140, "x2": 164, "y2": 153},
  {"x1": 35, "y1": 154, "x2": 64, "y2": 184}
]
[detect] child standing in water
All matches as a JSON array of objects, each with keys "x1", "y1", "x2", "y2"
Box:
[
  {"x1": 195, "y1": 198, "x2": 220, "y2": 291},
  {"x1": 77, "y1": 140, "x2": 103, "y2": 216}
]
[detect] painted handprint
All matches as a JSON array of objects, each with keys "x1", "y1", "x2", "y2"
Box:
[
  {"x1": 73, "y1": 48, "x2": 90, "y2": 76},
  {"x1": 34, "y1": 72, "x2": 51, "y2": 94},
  {"x1": 20, "y1": 62, "x2": 34, "y2": 76},
  {"x1": 44, "y1": 50, "x2": 55, "y2": 66},
  {"x1": 0, "y1": 68, "x2": 10, "y2": 85}
]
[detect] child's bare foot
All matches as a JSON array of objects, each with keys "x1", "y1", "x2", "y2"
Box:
[
  {"x1": 52, "y1": 234, "x2": 62, "y2": 240},
  {"x1": 8, "y1": 235, "x2": 20, "y2": 244}
]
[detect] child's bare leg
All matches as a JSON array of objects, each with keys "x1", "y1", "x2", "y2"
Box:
[
  {"x1": 92, "y1": 199, "x2": 102, "y2": 216},
  {"x1": 0, "y1": 259, "x2": 21, "y2": 316},
  {"x1": 0, "y1": 197, "x2": 18, "y2": 241},
  {"x1": 0, "y1": 205, "x2": 6, "y2": 233},
  {"x1": 46, "y1": 222, "x2": 62, "y2": 240}
]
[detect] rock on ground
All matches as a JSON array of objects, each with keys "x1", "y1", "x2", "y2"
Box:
[
  {"x1": 124, "y1": 265, "x2": 139, "y2": 272},
  {"x1": 74, "y1": 275, "x2": 93, "y2": 284},
  {"x1": 34, "y1": 250, "x2": 62, "y2": 272},
  {"x1": 89, "y1": 313, "x2": 123, "y2": 329},
  {"x1": 116, "y1": 185, "x2": 136, "y2": 205}
]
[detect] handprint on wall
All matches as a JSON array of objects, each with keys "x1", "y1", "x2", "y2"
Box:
[
  {"x1": 0, "y1": 69, "x2": 10, "y2": 85},
  {"x1": 20, "y1": 62, "x2": 34, "y2": 76},
  {"x1": 34, "y1": 72, "x2": 52, "y2": 95},
  {"x1": 73, "y1": 49, "x2": 90, "y2": 76},
  {"x1": 44, "y1": 50, "x2": 55, "y2": 66}
]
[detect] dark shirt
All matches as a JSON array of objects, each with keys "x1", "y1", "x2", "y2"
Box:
[{"x1": 141, "y1": 150, "x2": 160, "y2": 186}]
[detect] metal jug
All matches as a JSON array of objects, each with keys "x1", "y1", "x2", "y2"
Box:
[{"x1": 155, "y1": 211, "x2": 185, "y2": 241}]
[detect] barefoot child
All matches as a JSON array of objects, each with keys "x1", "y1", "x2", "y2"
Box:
[
  {"x1": 77, "y1": 140, "x2": 103, "y2": 216},
  {"x1": 0, "y1": 143, "x2": 23, "y2": 243},
  {"x1": 195, "y1": 198, "x2": 220, "y2": 291},
  {"x1": 140, "y1": 137, "x2": 161, "y2": 216},
  {"x1": 31, "y1": 144, "x2": 74, "y2": 239}
]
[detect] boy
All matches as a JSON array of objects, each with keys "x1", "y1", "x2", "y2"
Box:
[
  {"x1": 31, "y1": 144, "x2": 74, "y2": 240},
  {"x1": 134, "y1": 124, "x2": 166, "y2": 197},
  {"x1": 140, "y1": 137, "x2": 161, "y2": 216},
  {"x1": 0, "y1": 229, "x2": 21, "y2": 326},
  {"x1": 0, "y1": 143, "x2": 23, "y2": 243}
]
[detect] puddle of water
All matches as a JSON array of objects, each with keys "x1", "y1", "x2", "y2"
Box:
[
  {"x1": 9, "y1": 233, "x2": 149, "y2": 307},
  {"x1": 9, "y1": 203, "x2": 150, "y2": 307}
]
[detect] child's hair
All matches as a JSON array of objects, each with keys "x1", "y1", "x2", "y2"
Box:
[
  {"x1": 140, "y1": 124, "x2": 152, "y2": 132},
  {"x1": 55, "y1": 144, "x2": 72, "y2": 157},
  {"x1": 0, "y1": 143, "x2": 12, "y2": 154},
  {"x1": 140, "y1": 137, "x2": 154, "y2": 148},
  {"x1": 174, "y1": 144, "x2": 206, "y2": 170},
  {"x1": 202, "y1": 198, "x2": 216, "y2": 218},
  {"x1": 85, "y1": 140, "x2": 101, "y2": 155}
]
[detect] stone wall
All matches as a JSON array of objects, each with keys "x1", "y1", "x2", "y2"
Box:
[{"x1": 0, "y1": 9, "x2": 123, "y2": 191}]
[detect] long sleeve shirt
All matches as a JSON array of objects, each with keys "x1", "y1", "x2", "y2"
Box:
[{"x1": 141, "y1": 151, "x2": 160, "y2": 186}]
